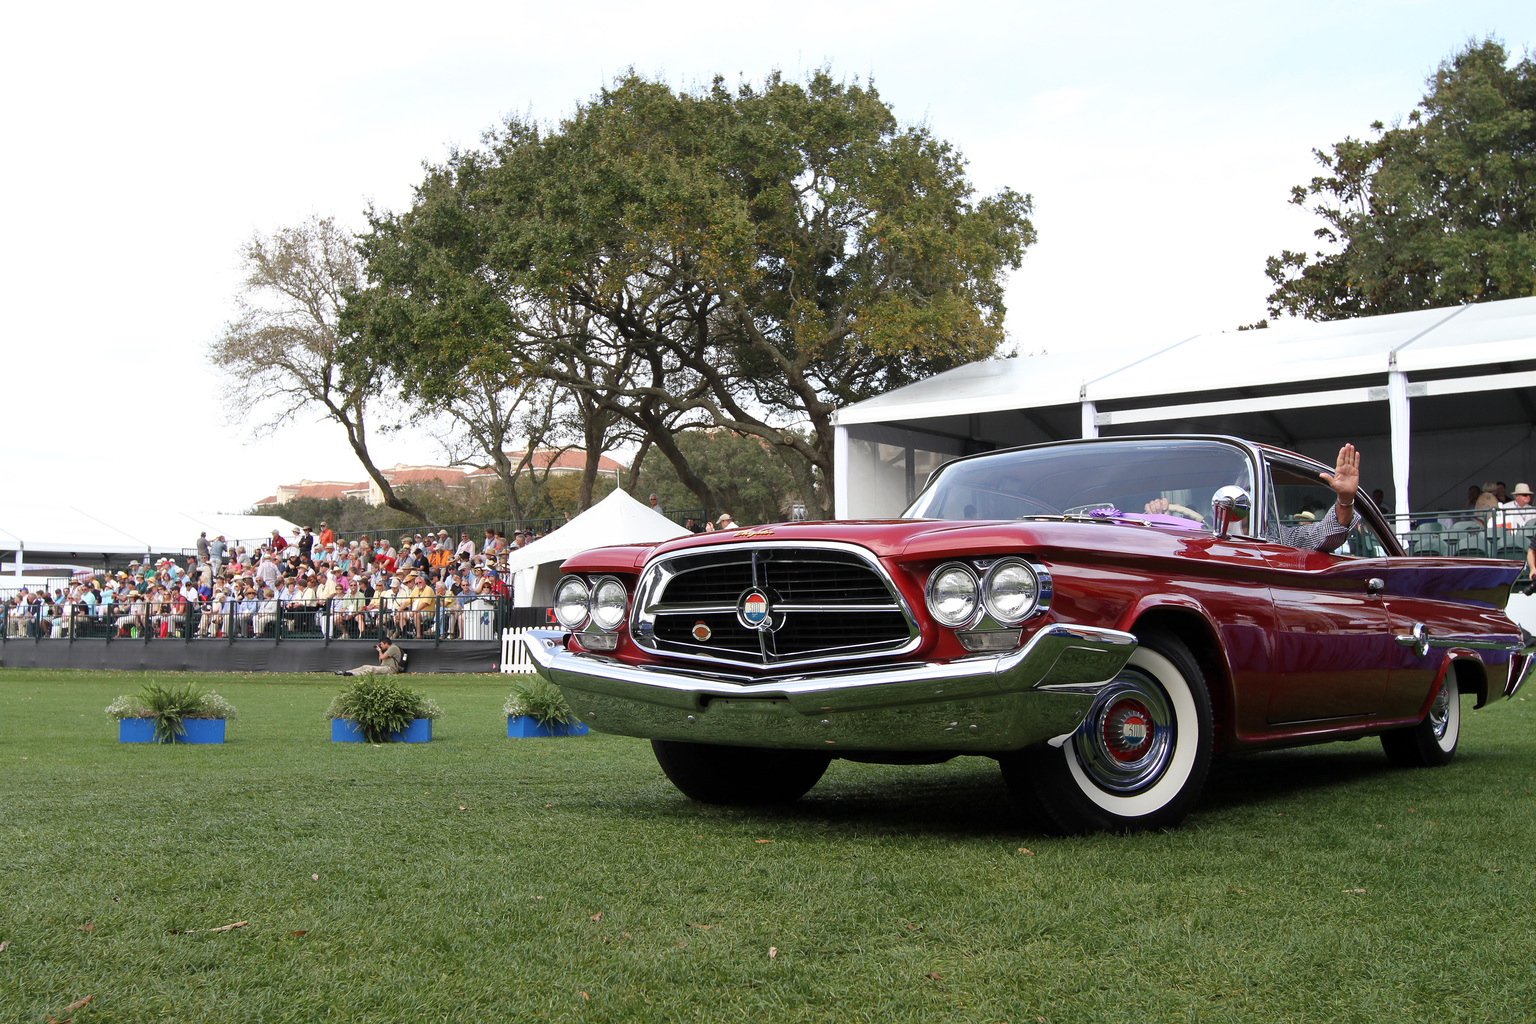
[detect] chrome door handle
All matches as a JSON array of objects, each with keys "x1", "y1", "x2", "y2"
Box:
[{"x1": 1366, "y1": 578, "x2": 1386, "y2": 595}]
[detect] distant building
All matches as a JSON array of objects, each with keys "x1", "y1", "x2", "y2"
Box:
[{"x1": 255, "y1": 450, "x2": 629, "y2": 508}]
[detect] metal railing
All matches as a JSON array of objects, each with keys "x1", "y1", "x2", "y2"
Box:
[
  {"x1": 2, "y1": 595, "x2": 516, "y2": 645},
  {"x1": 1384, "y1": 507, "x2": 1535, "y2": 561}
]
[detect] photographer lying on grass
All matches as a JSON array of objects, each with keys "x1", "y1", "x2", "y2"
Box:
[{"x1": 337, "y1": 639, "x2": 403, "y2": 676}]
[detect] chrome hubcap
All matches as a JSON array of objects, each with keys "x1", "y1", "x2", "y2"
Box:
[
  {"x1": 1073, "y1": 670, "x2": 1175, "y2": 793},
  {"x1": 1428, "y1": 683, "x2": 1453, "y2": 741}
]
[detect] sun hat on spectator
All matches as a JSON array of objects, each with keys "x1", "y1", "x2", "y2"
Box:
[{"x1": 1515, "y1": 483, "x2": 1532, "y2": 496}]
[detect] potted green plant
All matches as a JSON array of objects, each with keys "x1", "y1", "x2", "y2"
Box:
[
  {"x1": 106, "y1": 683, "x2": 237, "y2": 744},
  {"x1": 326, "y1": 677, "x2": 441, "y2": 743},
  {"x1": 504, "y1": 678, "x2": 588, "y2": 738}
]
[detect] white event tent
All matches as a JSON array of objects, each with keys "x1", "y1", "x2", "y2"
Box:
[
  {"x1": 505, "y1": 488, "x2": 690, "y2": 607},
  {"x1": 0, "y1": 501, "x2": 301, "y2": 579},
  {"x1": 834, "y1": 296, "x2": 1536, "y2": 521}
]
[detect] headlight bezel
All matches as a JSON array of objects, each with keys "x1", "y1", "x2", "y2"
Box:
[
  {"x1": 981, "y1": 557, "x2": 1041, "y2": 626},
  {"x1": 925, "y1": 562, "x2": 981, "y2": 627},
  {"x1": 553, "y1": 575, "x2": 591, "y2": 630},
  {"x1": 589, "y1": 576, "x2": 629, "y2": 632}
]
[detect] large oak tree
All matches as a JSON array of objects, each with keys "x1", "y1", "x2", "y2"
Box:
[
  {"x1": 1267, "y1": 40, "x2": 1536, "y2": 320},
  {"x1": 348, "y1": 70, "x2": 1035, "y2": 518}
]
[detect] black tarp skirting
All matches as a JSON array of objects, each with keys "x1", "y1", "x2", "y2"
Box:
[{"x1": 0, "y1": 639, "x2": 502, "y2": 674}]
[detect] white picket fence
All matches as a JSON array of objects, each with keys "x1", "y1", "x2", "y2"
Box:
[{"x1": 500, "y1": 627, "x2": 539, "y2": 674}]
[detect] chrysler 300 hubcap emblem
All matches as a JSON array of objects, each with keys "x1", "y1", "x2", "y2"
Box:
[{"x1": 737, "y1": 588, "x2": 773, "y2": 631}]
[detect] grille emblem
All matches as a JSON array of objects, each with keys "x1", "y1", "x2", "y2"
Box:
[
  {"x1": 737, "y1": 588, "x2": 772, "y2": 631},
  {"x1": 691, "y1": 621, "x2": 712, "y2": 642}
]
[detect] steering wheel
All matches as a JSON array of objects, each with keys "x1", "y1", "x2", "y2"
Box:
[{"x1": 1143, "y1": 498, "x2": 1207, "y2": 525}]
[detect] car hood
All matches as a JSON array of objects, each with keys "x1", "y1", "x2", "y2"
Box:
[{"x1": 560, "y1": 514, "x2": 1208, "y2": 571}]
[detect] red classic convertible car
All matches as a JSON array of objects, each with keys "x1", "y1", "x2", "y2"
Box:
[{"x1": 523, "y1": 436, "x2": 1533, "y2": 832}]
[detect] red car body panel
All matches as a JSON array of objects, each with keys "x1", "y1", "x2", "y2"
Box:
[{"x1": 539, "y1": 437, "x2": 1528, "y2": 762}]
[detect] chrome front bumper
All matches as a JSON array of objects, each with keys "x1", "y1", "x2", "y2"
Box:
[{"x1": 520, "y1": 623, "x2": 1138, "y2": 753}]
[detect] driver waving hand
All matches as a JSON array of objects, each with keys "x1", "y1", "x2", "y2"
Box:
[{"x1": 1145, "y1": 443, "x2": 1361, "y2": 553}]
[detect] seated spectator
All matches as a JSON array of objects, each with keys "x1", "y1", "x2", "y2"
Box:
[
  {"x1": 254, "y1": 587, "x2": 279, "y2": 637},
  {"x1": 197, "y1": 586, "x2": 227, "y2": 637},
  {"x1": 1503, "y1": 482, "x2": 1535, "y2": 526},
  {"x1": 407, "y1": 573, "x2": 435, "y2": 637}
]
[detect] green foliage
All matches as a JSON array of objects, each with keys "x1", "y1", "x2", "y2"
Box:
[
  {"x1": 325, "y1": 677, "x2": 441, "y2": 743},
  {"x1": 637, "y1": 429, "x2": 802, "y2": 526},
  {"x1": 1268, "y1": 39, "x2": 1536, "y2": 319},
  {"x1": 348, "y1": 68, "x2": 1035, "y2": 518},
  {"x1": 502, "y1": 678, "x2": 577, "y2": 727},
  {"x1": 102, "y1": 684, "x2": 235, "y2": 739},
  {"x1": 255, "y1": 478, "x2": 619, "y2": 530},
  {"x1": 105, "y1": 683, "x2": 237, "y2": 743}
]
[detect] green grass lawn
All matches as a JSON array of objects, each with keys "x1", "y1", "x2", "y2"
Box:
[{"x1": 2, "y1": 669, "x2": 1534, "y2": 1023}]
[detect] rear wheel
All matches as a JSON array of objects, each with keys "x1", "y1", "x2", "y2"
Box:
[
  {"x1": 651, "y1": 740, "x2": 831, "y2": 805},
  {"x1": 1380, "y1": 674, "x2": 1460, "y2": 767},
  {"x1": 1001, "y1": 630, "x2": 1213, "y2": 833}
]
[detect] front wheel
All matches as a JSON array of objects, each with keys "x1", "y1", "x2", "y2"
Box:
[
  {"x1": 1380, "y1": 673, "x2": 1460, "y2": 767},
  {"x1": 1001, "y1": 630, "x2": 1213, "y2": 833},
  {"x1": 651, "y1": 740, "x2": 831, "y2": 805}
]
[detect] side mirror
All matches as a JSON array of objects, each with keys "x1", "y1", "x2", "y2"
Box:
[{"x1": 1211, "y1": 485, "x2": 1251, "y2": 539}]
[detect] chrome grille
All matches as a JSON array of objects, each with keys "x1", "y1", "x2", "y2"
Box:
[{"x1": 632, "y1": 543, "x2": 918, "y2": 670}]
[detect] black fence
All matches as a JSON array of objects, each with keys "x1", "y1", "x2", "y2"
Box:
[
  {"x1": 3, "y1": 595, "x2": 518, "y2": 646},
  {"x1": 1386, "y1": 508, "x2": 1535, "y2": 561}
]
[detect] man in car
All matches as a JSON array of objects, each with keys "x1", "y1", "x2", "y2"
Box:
[{"x1": 1147, "y1": 443, "x2": 1361, "y2": 553}]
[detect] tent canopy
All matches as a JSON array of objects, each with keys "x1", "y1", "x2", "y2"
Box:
[
  {"x1": 0, "y1": 501, "x2": 301, "y2": 573},
  {"x1": 834, "y1": 296, "x2": 1536, "y2": 519},
  {"x1": 507, "y1": 489, "x2": 690, "y2": 607}
]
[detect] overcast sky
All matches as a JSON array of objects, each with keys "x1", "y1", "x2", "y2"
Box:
[{"x1": 5, "y1": 1, "x2": 1532, "y2": 514}]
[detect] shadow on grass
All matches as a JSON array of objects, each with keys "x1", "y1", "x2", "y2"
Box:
[
  {"x1": 600, "y1": 738, "x2": 1505, "y2": 839},
  {"x1": 612, "y1": 757, "x2": 1029, "y2": 839},
  {"x1": 1201, "y1": 742, "x2": 1401, "y2": 813}
]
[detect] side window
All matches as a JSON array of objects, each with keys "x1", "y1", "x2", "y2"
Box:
[
  {"x1": 1265, "y1": 459, "x2": 1388, "y2": 557},
  {"x1": 1336, "y1": 518, "x2": 1390, "y2": 558}
]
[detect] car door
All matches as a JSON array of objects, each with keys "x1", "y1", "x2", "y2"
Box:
[{"x1": 1257, "y1": 456, "x2": 1395, "y2": 725}]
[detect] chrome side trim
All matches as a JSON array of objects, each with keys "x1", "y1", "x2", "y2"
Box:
[{"x1": 1395, "y1": 621, "x2": 1525, "y2": 657}]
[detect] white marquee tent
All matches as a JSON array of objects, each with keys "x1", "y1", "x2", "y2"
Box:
[
  {"x1": 0, "y1": 502, "x2": 301, "y2": 579},
  {"x1": 834, "y1": 296, "x2": 1536, "y2": 521},
  {"x1": 505, "y1": 488, "x2": 690, "y2": 607}
]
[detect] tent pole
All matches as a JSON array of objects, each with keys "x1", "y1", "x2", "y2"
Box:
[
  {"x1": 1388, "y1": 363, "x2": 1411, "y2": 536},
  {"x1": 833, "y1": 425, "x2": 850, "y2": 519},
  {"x1": 1080, "y1": 394, "x2": 1099, "y2": 439},
  {"x1": 14, "y1": 540, "x2": 21, "y2": 580}
]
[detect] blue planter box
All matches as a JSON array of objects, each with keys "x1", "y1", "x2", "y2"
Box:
[
  {"x1": 507, "y1": 715, "x2": 589, "y2": 738},
  {"x1": 331, "y1": 718, "x2": 432, "y2": 743},
  {"x1": 118, "y1": 718, "x2": 226, "y2": 744}
]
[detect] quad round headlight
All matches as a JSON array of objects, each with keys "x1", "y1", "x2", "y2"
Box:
[
  {"x1": 982, "y1": 558, "x2": 1040, "y2": 625},
  {"x1": 590, "y1": 577, "x2": 629, "y2": 631},
  {"x1": 926, "y1": 563, "x2": 980, "y2": 627},
  {"x1": 553, "y1": 576, "x2": 590, "y2": 629}
]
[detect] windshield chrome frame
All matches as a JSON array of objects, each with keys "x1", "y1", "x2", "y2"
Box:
[{"x1": 901, "y1": 434, "x2": 1268, "y2": 538}]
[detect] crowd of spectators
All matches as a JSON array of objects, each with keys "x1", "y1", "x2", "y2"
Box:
[{"x1": 4, "y1": 521, "x2": 549, "y2": 641}]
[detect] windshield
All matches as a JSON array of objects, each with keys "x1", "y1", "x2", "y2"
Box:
[{"x1": 902, "y1": 439, "x2": 1254, "y2": 527}]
